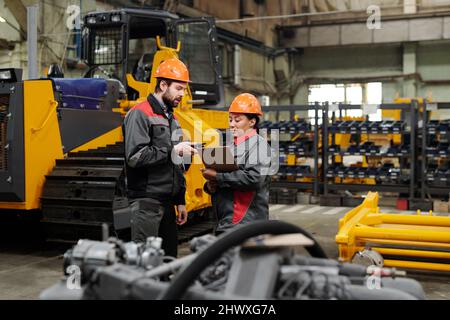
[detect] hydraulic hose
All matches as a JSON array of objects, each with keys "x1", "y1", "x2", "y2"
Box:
[{"x1": 158, "y1": 220, "x2": 327, "y2": 300}]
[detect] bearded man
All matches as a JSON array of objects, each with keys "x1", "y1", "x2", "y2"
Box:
[{"x1": 123, "y1": 58, "x2": 197, "y2": 257}]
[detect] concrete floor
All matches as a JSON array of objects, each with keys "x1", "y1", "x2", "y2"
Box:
[{"x1": 1, "y1": 204, "x2": 450, "y2": 299}]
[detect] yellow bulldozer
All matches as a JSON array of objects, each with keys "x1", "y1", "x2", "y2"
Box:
[{"x1": 0, "y1": 9, "x2": 229, "y2": 241}]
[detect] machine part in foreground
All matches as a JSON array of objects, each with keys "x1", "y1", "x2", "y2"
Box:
[
  {"x1": 352, "y1": 248, "x2": 384, "y2": 267},
  {"x1": 40, "y1": 221, "x2": 426, "y2": 300}
]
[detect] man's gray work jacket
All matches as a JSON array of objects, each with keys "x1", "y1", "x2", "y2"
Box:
[{"x1": 123, "y1": 94, "x2": 185, "y2": 205}]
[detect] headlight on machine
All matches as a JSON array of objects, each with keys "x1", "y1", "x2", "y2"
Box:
[
  {"x1": 111, "y1": 14, "x2": 121, "y2": 23},
  {"x1": 87, "y1": 16, "x2": 96, "y2": 24},
  {"x1": 0, "y1": 70, "x2": 11, "y2": 80}
]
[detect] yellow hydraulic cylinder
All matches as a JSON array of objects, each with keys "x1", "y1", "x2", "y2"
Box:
[
  {"x1": 384, "y1": 260, "x2": 450, "y2": 273},
  {"x1": 359, "y1": 238, "x2": 450, "y2": 250},
  {"x1": 355, "y1": 246, "x2": 450, "y2": 260},
  {"x1": 353, "y1": 225, "x2": 450, "y2": 243},
  {"x1": 336, "y1": 192, "x2": 450, "y2": 272}
]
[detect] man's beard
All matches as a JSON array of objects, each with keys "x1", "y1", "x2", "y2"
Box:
[{"x1": 162, "y1": 93, "x2": 180, "y2": 109}]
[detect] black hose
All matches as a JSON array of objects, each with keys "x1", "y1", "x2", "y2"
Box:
[{"x1": 158, "y1": 220, "x2": 327, "y2": 300}]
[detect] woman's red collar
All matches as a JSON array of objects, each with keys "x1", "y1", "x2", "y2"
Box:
[{"x1": 234, "y1": 129, "x2": 257, "y2": 145}]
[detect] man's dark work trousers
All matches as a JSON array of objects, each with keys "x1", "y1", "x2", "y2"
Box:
[{"x1": 130, "y1": 198, "x2": 178, "y2": 257}]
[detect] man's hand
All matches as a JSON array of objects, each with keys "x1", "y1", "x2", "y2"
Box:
[
  {"x1": 176, "y1": 205, "x2": 188, "y2": 225},
  {"x1": 174, "y1": 142, "x2": 198, "y2": 157},
  {"x1": 201, "y1": 168, "x2": 217, "y2": 181}
]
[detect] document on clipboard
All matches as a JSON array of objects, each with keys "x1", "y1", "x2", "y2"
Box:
[{"x1": 201, "y1": 146, "x2": 239, "y2": 173}]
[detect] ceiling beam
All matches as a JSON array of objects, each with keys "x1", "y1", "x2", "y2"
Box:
[
  {"x1": 4, "y1": 0, "x2": 28, "y2": 34},
  {"x1": 0, "y1": 38, "x2": 15, "y2": 50},
  {"x1": 4, "y1": 0, "x2": 41, "y2": 39}
]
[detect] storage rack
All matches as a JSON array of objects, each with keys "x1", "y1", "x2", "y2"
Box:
[
  {"x1": 261, "y1": 103, "x2": 322, "y2": 197},
  {"x1": 421, "y1": 102, "x2": 450, "y2": 199},
  {"x1": 322, "y1": 101, "x2": 419, "y2": 200}
]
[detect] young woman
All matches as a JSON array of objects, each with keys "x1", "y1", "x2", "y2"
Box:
[{"x1": 201, "y1": 93, "x2": 272, "y2": 234}]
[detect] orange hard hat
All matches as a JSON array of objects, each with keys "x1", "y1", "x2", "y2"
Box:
[
  {"x1": 228, "y1": 93, "x2": 263, "y2": 116},
  {"x1": 154, "y1": 58, "x2": 191, "y2": 83}
]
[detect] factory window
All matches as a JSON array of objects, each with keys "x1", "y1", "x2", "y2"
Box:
[{"x1": 308, "y1": 82, "x2": 382, "y2": 121}]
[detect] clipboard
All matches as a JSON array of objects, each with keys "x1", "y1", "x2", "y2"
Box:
[{"x1": 201, "y1": 146, "x2": 239, "y2": 172}]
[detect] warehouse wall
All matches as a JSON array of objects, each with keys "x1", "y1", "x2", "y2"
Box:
[
  {"x1": 290, "y1": 40, "x2": 450, "y2": 104},
  {"x1": 309, "y1": 0, "x2": 402, "y2": 11},
  {"x1": 0, "y1": 0, "x2": 102, "y2": 78},
  {"x1": 220, "y1": 45, "x2": 279, "y2": 106},
  {"x1": 191, "y1": 0, "x2": 304, "y2": 47},
  {"x1": 219, "y1": 0, "x2": 450, "y2": 106},
  {"x1": 291, "y1": 44, "x2": 402, "y2": 103},
  {"x1": 0, "y1": 0, "x2": 24, "y2": 70},
  {"x1": 293, "y1": 45, "x2": 403, "y2": 80},
  {"x1": 417, "y1": 41, "x2": 450, "y2": 101},
  {"x1": 0, "y1": 0, "x2": 21, "y2": 42},
  {"x1": 308, "y1": 0, "x2": 450, "y2": 13},
  {"x1": 0, "y1": 0, "x2": 285, "y2": 105},
  {"x1": 183, "y1": 0, "x2": 305, "y2": 105},
  {"x1": 3, "y1": 1, "x2": 450, "y2": 106}
]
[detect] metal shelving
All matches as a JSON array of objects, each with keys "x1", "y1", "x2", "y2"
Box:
[
  {"x1": 322, "y1": 102, "x2": 419, "y2": 200},
  {"x1": 421, "y1": 102, "x2": 450, "y2": 199},
  {"x1": 262, "y1": 103, "x2": 322, "y2": 197}
]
